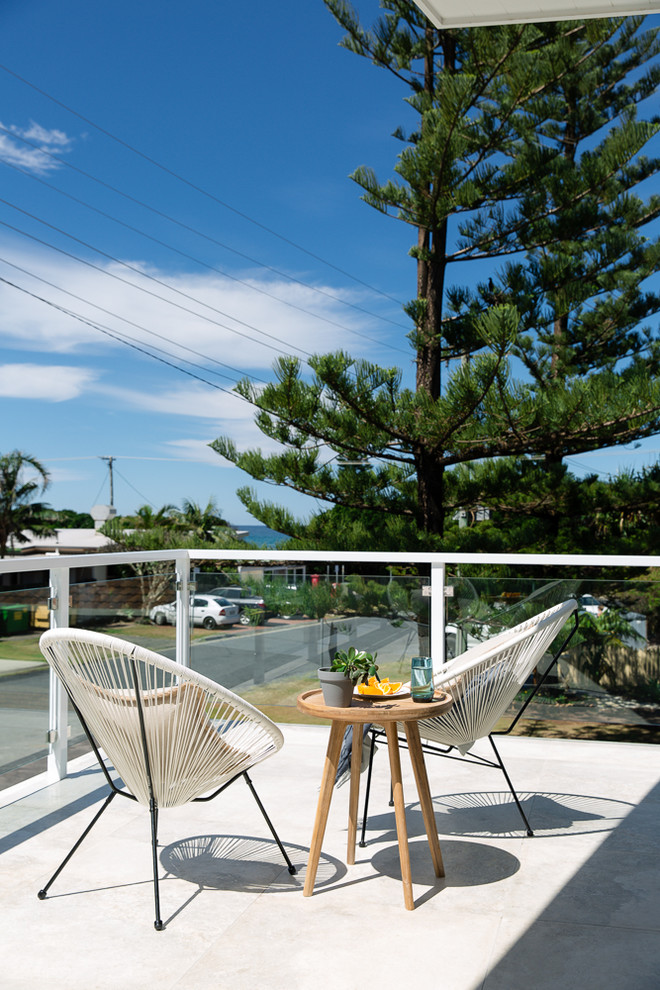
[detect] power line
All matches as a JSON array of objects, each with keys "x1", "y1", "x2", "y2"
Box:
[
  {"x1": 90, "y1": 469, "x2": 107, "y2": 507},
  {"x1": 0, "y1": 122, "x2": 407, "y2": 332},
  {"x1": 0, "y1": 208, "x2": 406, "y2": 392},
  {"x1": 0, "y1": 156, "x2": 412, "y2": 354},
  {"x1": 0, "y1": 211, "x2": 312, "y2": 361},
  {"x1": 0, "y1": 254, "x2": 270, "y2": 385},
  {"x1": 2, "y1": 277, "x2": 396, "y2": 481},
  {"x1": 2, "y1": 252, "x2": 407, "y2": 437},
  {"x1": 0, "y1": 275, "x2": 253, "y2": 399},
  {"x1": 2, "y1": 274, "x2": 404, "y2": 472},
  {"x1": 0, "y1": 197, "x2": 314, "y2": 357},
  {"x1": 564, "y1": 457, "x2": 615, "y2": 478},
  {"x1": 46, "y1": 455, "x2": 223, "y2": 462},
  {"x1": 0, "y1": 62, "x2": 406, "y2": 305},
  {"x1": 0, "y1": 131, "x2": 408, "y2": 338},
  {"x1": 112, "y1": 463, "x2": 156, "y2": 509}
]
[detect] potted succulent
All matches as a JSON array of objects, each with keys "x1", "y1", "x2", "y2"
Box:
[{"x1": 318, "y1": 647, "x2": 379, "y2": 707}]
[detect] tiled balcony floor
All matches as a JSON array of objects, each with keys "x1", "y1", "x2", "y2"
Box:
[{"x1": 1, "y1": 726, "x2": 659, "y2": 990}]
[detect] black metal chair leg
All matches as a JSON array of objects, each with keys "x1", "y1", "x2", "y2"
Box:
[
  {"x1": 38, "y1": 791, "x2": 117, "y2": 900},
  {"x1": 242, "y1": 771, "x2": 297, "y2": 874},
  {"x1": 359, "y1": 730, "x2": 378, "y2": 847},
  {"x1": 149, "y1": 799, "x2": 164, "y2": 930},
  {"x1": 488, "y1": 734, "x2": 534, "y2": 836}
]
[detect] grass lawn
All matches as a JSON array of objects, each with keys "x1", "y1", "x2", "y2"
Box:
[
  {"x1": 0, "y1": 620, "x2": 226, "y2": 664},
  {"x1": 508, "y1": 716, "x2": 660, "y2": 743},
  {"x1": 239, "y1": 673, "x2": 326, "y2": 725},
  {"x1": 0, "y1": 632, "x2": 47, "y2": 663}
]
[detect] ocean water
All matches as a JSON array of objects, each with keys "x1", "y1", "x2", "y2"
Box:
[{"x1": 236, "y1": 524, "x2": 287, "y2": 548}]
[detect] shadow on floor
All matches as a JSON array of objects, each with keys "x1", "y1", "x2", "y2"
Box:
[
  {"x1": 483, "y1": 778, "x2": 660, "y2": 990},
  {"x1": 361, "y1": 789, "x2": 634, "y2": 842},
  {"x1": 160, "y1": 833, "x2": 340, "y2": 893},
  {"x1": 0, "y1": 768, "x2": 108, "y2": 855},
  {"x1": 370, "y1": 837, "x2": 520, "y2": 887}
]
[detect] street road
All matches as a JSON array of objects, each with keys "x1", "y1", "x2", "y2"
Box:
[{"x1": 0, "y1": 616, "x2": 421, "y2": 778}]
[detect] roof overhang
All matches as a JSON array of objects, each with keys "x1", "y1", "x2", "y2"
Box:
[{"x1": 414, "y1": 0, "x2": 660, "y2": 28}]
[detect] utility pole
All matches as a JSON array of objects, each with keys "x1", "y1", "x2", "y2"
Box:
[{"x1": 100, "y1": 456, "x2": 115, "y2": 507}]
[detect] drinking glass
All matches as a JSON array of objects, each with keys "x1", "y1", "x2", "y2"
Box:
[{"x1": 410, "y1": 655, "x2": 434, "y2": 702}]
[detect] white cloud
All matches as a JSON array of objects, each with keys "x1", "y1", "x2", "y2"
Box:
[
  {"x1": 0, "y1": 244, "x2": 399, "y2": 465},
  {"x1": 0, "y1": 363, "x2": 98, "y2": 400},
  {"x1": 19, "y1": 123, "x2": 71, "y2": 147},
  {"x1": 96, "y1": 380, "x2": 246, "y2": 419},
  {"x1": 161, "y1": 438, "x2": 228, "y2": 465},
  {"x1": 47, "y1": 465, "x2": 92, "y2": 483},
  {"x1": 97, "y1": 380, "x2": 280, "y2": 450},
  {"x1": 0, "y1": 121, "x2": 73, "y2": 174},
  {"x1": 83, "y1": 374, "x2": 286, "y2": 457},
  {"x1": 0, "y1": 245, "x2": 386, "y2": 369}
]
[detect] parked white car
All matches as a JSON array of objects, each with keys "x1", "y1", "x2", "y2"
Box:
[
  {"x1": 149, "y1": 595, "x2": 240, "y2": 629},
  {"x1": 208, "y1": 586, "x2": 268, "y2": 624},
  {"x1": 579, "y1": 594, "x2": 608, "y2": 616}
]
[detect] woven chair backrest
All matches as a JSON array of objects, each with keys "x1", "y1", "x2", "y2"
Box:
[
  {"x1": 420, "y1": 599, "x2": 577, "y2": 753},
  {"x1": 40, "y1": 628, "x2": 283, "y2": 808}
]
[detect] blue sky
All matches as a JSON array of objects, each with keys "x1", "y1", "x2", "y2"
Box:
[{"x1": 1, "y1": 1, "x2": 659, "y2": 526}]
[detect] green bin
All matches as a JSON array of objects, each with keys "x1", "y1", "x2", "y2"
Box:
[{"x1": 0, "y1": 604, "x2": 31, "y2": 634}]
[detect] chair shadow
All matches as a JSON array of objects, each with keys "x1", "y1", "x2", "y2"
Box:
[
  {"x1": 160, "y1": 833, "x2": 343, "y2": 894},
  {"x1": 33, "y1": 833, "x2": 331, "y2": 932},
  {"x1": 158, "y1": 829, "x2": 520, "y2": 919},
  {"x1": 361, "y1": 790, "x2": 634, "y2": 842}
]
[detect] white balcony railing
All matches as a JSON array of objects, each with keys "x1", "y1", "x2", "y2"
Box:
[{"x1": 1, "y1": 546, "x2": 659, "y2": 797}]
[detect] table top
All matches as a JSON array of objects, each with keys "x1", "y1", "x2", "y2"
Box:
[{"x1": 296, "y1": 688, "x2": 453, "y2": 724}]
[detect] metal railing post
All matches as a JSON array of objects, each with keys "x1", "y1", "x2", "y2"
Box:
[
  {"x1": 430, "y1": 559, "x2": 446, "y2": 669},
  {"x1": 47, "y1": 566, "x2": 69, "y2": 781},
  {"x1": 175, "y1": 554, "x2": 190, "y2": 668}
]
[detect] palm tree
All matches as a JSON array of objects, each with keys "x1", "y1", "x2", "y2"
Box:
[
  {"x1": 176, "y1": 498, "x2": 229, "y2": 541},
  {"x1": 0, "y1": 451, "x2": 52, "y2": 557},
  {"x1": 131, "y1": 504, "x2": 178, "y2": 529}
]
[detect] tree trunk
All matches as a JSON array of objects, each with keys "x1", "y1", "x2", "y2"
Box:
[
  {"x1": 415, "y1": 448, "x2": 446, "y2": 535},
  {"x1": 413, "y1": 28, "x2": 452, "y2": 535}
]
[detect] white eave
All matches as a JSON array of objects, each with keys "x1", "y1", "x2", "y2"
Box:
[{"x1": 414, "y1": 0, "x2": 660, "y2": 28}]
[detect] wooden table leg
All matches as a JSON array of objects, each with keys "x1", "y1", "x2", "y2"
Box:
[
  {"x1": 303, "y1": 720, "x2": 345, "y2": 897},
  {"x1": 347, "y1": 723, "x2": 361, "y2": 865},
  {"x1": 404, "y1": 721, "x2": 445, "y2": 878},
  {"x1": 385, "y1": 721, "x2": 415, "y2": 911}
]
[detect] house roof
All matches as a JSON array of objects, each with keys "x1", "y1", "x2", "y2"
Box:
[{"x1": 10, "y1": 529, "x2": 114, "y2": 556}]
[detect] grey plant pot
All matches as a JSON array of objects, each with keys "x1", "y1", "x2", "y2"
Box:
[{"x1": 318, "y1": 667, "x2": 354, "y2": 708}]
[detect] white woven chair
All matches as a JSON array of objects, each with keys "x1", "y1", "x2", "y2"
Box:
[
  {"x1": 360, "y1": 599, "x2": 579, "y2": 840},
  {"x1": 37, "y1": 628, "x2": 295, "y2": 930}
]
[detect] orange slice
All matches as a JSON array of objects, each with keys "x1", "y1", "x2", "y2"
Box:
[
  {"x1": 356, "y1": 676, "x2": 404, "y2": 696},
  {"x1": 357, "y1": 681, "x2": 385, "y2": 695}
]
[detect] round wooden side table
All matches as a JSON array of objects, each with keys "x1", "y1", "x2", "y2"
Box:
[{"x1": 296, "y1": 688, "x2": 453, "y2": 910}]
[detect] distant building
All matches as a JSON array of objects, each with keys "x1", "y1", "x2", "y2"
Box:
[
  {"x1": 2, "y1": 505, "x2": 116, "y2": 595},
  {"x1": 9, "y1": 528, "x2": 114, "y2": 556}
]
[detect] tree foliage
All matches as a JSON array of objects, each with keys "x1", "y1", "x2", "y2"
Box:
[
  {"x1": 109, "y1": 498, "x2": 233, "y2": 544},
  {"x1": 52, "y1": 508, "x2": 95, "y2": 528},
  {"x1": 212, "y1": 5, "x2": 660, "y2": 552},
  {"x1": 101, "y1": 504, "x2": 245, "y2": 618},
  {"x1": 0, "y1": 450, "x2": 52, "y2": 558}
]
